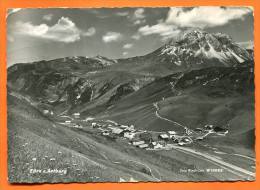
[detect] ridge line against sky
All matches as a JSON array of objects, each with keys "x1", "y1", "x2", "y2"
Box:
[{"x1": 7, "y1": 7, "x2": 254, "y2": 66}]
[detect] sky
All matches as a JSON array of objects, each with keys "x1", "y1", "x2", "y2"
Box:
[{"x1": 7, "y1": 7, "x2": 254, "y2": 67}]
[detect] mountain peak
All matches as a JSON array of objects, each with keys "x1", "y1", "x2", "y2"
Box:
[{"x1": 159, "y1": 29, "x2": 252, "y2": 66}]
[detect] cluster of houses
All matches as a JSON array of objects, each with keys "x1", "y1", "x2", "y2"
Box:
[
  {"x1": 92, "y1": 122, "x2": 136, "y2": 139},
  {"x1": 129, "y1": 130, "x2": 193, "y2": 149},
  {"x1": 194, "y1": 125, "x2": 229, "y2": 136},
  {"x1": 91, "y1": 122, "x2": 194, "y2": 150},
  {"x1": 157, "y1": 131, "x2": 193, "y2": 146},
  {"x1": 56, "y1": 111, "x2": 228, "y2": 151},
  {"x1": 92, "y1": 121, "x2": 228, "y2": 150}
]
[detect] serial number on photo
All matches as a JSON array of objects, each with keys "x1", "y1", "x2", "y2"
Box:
[{"x1": 180, "y1": 168, "x2": 223, "y2": 173}]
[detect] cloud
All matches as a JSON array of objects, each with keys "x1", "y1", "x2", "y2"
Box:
[
  {"x1": 102, "y1": 32, "x2": 122, "y2": 43},
  {"x1": 137, "y1": 6, "x2": 252, "y2": 41},
  {"x1": 88, "y1": 9, "x2": 109, "y2": 19},
  {"x1": 133, "y1": 19, "x2": 146, "y2": 25},
  {"x1": 13, "y1": 17, "x2": 95, "y2": 43},
  {"x1": 166, "y1": 7, "x2": 253, "y2": 28},
  {"x1": 43, "y1": 14, "x2": 53, "y2": 21},
  {"x1": 134, "y1": 8, "x2": 145, "y2": 19},
  {"x1": 128, "y1": 8, "x2": 146, "y2": 25},
  {"x1": 116, "y1": 11, "x2": 129, "y2": 17},
  {"x1": 82, "y1": 27, "x2": 96, "y2": 36},
  {"x1": 123, "y1": 52, "x2": 128, "y2": 56},
  {"x1": 123, "y1": 43, "x2": 133, "y2": 49},
  {"x1": 131, "y1": 34, "x2": 141, "y2": 40},
  {"x1": 138, "y1": 23, "x2": 181, "y2": 41}
]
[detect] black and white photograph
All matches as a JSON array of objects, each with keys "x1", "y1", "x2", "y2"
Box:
[{"x1": 7, "y1": 7, "x2": 255, "y2": 183}]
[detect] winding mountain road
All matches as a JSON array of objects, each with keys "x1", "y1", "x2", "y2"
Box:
[{"x1": 153, "y1": 102, "x2": 187, "y2": 129}]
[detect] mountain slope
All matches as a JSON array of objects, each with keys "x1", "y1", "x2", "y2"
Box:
[
  {"x1": 114, "y1": 29, "x2": 253, "y2": 76},
  {"x1": 7, "y1": 29, "x2": 253, "y2": 116},
  {"x1": 98, "y1": 65, "x2": 254, "y2": 150}
]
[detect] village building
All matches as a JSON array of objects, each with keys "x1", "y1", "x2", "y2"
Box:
[
  {"x1": 168, "y1": 131, "x2": 176, "y2": 135},
  {"x1": 102, "y1": 131, "x2": 110, "y2": 136},
  {"x1": 73, "y1": 112, "x2": 80, "y2": 118},
  {"x1": 138, "y1": 144, "x2": 149, "y2": 149},
  {"x1": 73, "y1": 124, "x2": 83, "y2": 128},
  {"x1": 158, "y1": 134, "x2": 169, "y2": 141},
  {"x1": 128, "y1": 125, "x2": 135, "y2": 131},
  {"x1": 217, "y1": 131, "x2": 228, "y2": 136},
  {"x1": 154, "y1": 143, "x2": 164, "y2": 149},
  {"x1": 132, "y1": 141, "x2": 145, "y2": 146},
  {"x1": 111, "y1": 128, "x2": 124, "y2": 135},
  {"x1": 92, "y1": 122, "x2": 101, "y2": 128},
  {"x1": 204, "y1": 124, "x2": 214, "y2": 131},
  {"x1": 213, "y1": 126, "x2": 228, "y2": 133},
  {"x1": 178, "y1": 136, "x2": 193, "y2": 145},
  {"x1": 124, "y1": 132, "x2": 135, "y2": 139},
  {"x1": 214, "y1": 127, "x2": 228, "y2": 136},
  {"x1": 43, "y1": 110, "x2": 49, "y2": 115},
  {"x1": 65, "y1": 120, "x2": 71, "y2": 124},
  {"x1": 194, "y1": 128, "x2": 203, "y2": 132},
  {"x1": 85, "y1": 117, "x2": 94, "y2": 121},
  {"x1": 120, "y1": 125, "x2": 129, "y2": 129}
]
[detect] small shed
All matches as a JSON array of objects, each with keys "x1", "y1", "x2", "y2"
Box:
[{"x1": 168, "y1": 131, "x2": 176, "y2": 135}]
